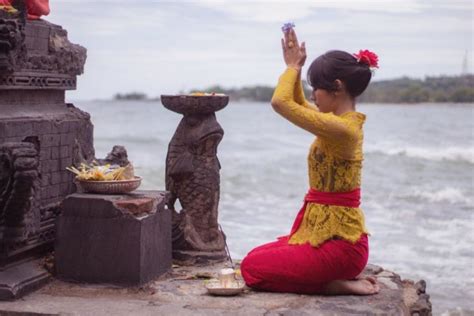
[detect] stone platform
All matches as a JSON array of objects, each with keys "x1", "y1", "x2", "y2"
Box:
[{"x1": 0, "y1": 262, "x2": 431, "y2": 315}]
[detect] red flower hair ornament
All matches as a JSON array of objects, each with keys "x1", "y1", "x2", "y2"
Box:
[{"x1": 353, "y1": 49, "x2": 379, "y2": 69}]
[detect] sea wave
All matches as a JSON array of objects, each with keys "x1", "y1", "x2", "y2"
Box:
[
  {"x1": 365, "y1": 145, "x2": 474, "y2": 164},
  {"x1": 403, "y1": 187, "x2": 473, "y2": 205}
]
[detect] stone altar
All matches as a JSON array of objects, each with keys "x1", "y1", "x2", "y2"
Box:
[{"x1": 55, "y1": 191, "x2": 171, "y2": 286}]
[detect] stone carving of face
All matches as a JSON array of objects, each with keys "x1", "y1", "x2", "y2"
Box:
[
  {"x1": 184, "y1": 114, "x2": 223, "y2": 158},
  {"x1": 0, "y1": 18, "x2": 23, "y2": 71}
]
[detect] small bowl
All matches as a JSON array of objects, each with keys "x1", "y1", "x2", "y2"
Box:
[
  {"x1": 205, "y1": 279, "x2": 245, "y2": 296},
  {"x1": 77, "y1": 176, "x2": 142, "y2": 194}
]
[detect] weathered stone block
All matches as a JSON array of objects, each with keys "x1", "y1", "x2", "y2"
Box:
[
  {"x1": 39, "y1": 147, "x2": 50, "y2": 161},
  {"x1": 59, "y1": 157, "x2": 72, "y2": 170},
  {"x1": 41, "y1": 159, "x2": 59, "y2": 173},
  {"x1": 59, "y1": 133, "x2": 74, "y2": 146},
  {"x1": 41, "y1": 134, "x2": 60, "y2": 148},
  {"x1": 48, "y1": 184, "x2": 60, "y2": 198},
  {"x1": 50, "y1": 146, "x2": 60, "y2": 159},
  {"x1": 40, "y1": 173, "x2": 50, "y2": 187},
  {"x1": 14, "y1": 121, "x2": 34, "y2": 137},
  {"x1": 61, "y1": 171, "x2": 72, "y2": 183},
  {"x1": 56, "y1": 121, "x2": 71, "y2": 134},
  {"x1": 55, "y1": 191, "x2": 171, "y2": 286},
  {"x1": 59, "y1": 145, "x2": 70, "y2": 158},
  {"x1": 33, "y1": 121, "x2": 53, "y2": 135}
]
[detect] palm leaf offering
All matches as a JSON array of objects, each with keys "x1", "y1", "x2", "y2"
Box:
[
  {"x1": 66, "y1": 162, "x2": 134, "y2": 181},
  {"x1": 189, "y1": 92, "x2": 226, "y2": 96},
  {"x1": 0, "y1": 5, "x2": 18, "y2": 14}
]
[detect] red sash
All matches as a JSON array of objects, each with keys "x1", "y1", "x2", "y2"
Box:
[{"x1": 289, "y1": 188, "x2": 361, "y2": 236}]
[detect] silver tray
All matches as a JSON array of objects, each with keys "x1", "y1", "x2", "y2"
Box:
[{"x1": 205, "y1": 279, "x2": 245, "y2": 296}]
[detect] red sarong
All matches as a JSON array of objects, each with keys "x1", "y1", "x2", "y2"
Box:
[{"x1": 241, "y1": 188, "x2": 367, "y2": 294}]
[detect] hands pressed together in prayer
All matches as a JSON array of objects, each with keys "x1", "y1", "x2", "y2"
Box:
[{"x1": 281, "y1": 28, "x2": 307, "y2": 72}]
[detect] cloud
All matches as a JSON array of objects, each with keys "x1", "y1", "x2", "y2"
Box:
[
  {"x1": 46, "y1": 1, "x2": 472, "y2": 100},
  {"x1": 419, "y1": 0, "x2": 473, "y2": 10},
  {"x1": 195, "y1": 0, "x2": 425, "y2": 23}
]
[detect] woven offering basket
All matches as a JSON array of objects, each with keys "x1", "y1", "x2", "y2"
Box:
[{"x1": 77, "y1": 176, "x2": 142, "y2": 194}]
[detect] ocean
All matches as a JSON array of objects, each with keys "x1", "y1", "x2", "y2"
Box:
[{"x1": 75, "y1": 100, "x2": 473, "y2": 315}]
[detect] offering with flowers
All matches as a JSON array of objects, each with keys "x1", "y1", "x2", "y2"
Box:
[
  {"x1": 189, "y1": 92, "x2": 226, "y2": 96},
  {"x1": 204, "y1": 267, "x2": 245, "y2": 296},
  {"x1": 66, "y1": 162, "x2": 135, "y2": 181},
  {"x1": 66, "y1": 162, "x2": 140, "y2": 194}
]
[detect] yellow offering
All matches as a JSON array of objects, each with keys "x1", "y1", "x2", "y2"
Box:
[
  {"x1": 66, "y1": 162, "x2": 134, "y2": 181},
  {"x1": 189, "y1": 92, "x2": 226, "y2": 96},
  {"x1": 0, "y1": 5, "x2": 18, "y2": 14}
]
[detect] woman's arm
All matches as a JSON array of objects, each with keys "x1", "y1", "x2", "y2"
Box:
[
  {"x1": 293, "y1": 71, "x2": 318, "y2": 110},
  {"x1": 271, "y1": 67, "x2": 355, "y2": 139},
  {"x1": 280, "y1": 28, "x2": 317, "y2": 111}
]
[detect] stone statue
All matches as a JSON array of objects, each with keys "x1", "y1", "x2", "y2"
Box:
[
  {"x1": 161, "y1": 95, "x2": 229, "y2": 264},
  {"x1": 0, "y1": 3, "x2": 26, "y2": 72},
  {"x1": 98, "y1": 145, "x2": 130, "y2": 167},
  {"x1": 0, "y1": 142, "x2": 39, "y2": 244}
]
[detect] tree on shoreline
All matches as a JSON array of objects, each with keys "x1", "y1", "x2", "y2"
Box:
[
  {"x1": 114, "y1": 75, "x2": 473, "y2": 103},
  {"x1": 114, "y1": 92, "x2": 148, "y2": 101}
]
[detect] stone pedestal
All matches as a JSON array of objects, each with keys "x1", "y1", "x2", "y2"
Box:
[
  {"x1": 55, "y1": 190, "x2": 171, "y2": 286},
  {"x1": 161, "y1": 95, "x2": 229, "y2": 265}
]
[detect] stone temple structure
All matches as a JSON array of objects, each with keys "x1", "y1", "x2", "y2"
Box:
[
  {"x1": 0, "y1": 2, "x2": 173, "y2": 299},
  {"x1": 0, "y1": 3, "x2": 93, "y2": 298}
]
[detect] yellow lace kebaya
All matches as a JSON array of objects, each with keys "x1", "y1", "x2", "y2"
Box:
[{"x1": 271, "y1": 67, "x2": 369, "y2": 247}]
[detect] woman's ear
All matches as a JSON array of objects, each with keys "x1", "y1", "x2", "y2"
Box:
[{"x1": 334, "y1": 79, "x2": 344, "y2": 91}]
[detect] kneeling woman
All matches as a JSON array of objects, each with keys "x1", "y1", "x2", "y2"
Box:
[{"x1": 240, "y1": 28, "x2": 379, "y2": 295}]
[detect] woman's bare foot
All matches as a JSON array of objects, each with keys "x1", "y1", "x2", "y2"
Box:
[{"x1": 323, "y1": 276, "x2": 380, "y2": 295}]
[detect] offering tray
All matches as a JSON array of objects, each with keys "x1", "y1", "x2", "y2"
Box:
[{"x1": 160, "y1": 94, "x2": 229, "y2": 115}]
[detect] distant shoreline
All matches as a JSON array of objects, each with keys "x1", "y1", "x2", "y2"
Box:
[
  {"x1": 96, "y1": 99, "x2": 473, "y2": 106},
  {"x1": 113, "y1": 74, "x2": 473, "y2": 104}
]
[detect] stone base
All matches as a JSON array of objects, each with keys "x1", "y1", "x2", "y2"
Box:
[
  {"x1": 172, "y1": 249, "x2": 228, "y2": 266},
  {"x1": 0, "y1": 259, "x2": 51, "y2": 300},
  {"x1": 55, "y1": 190, "x2": 171, "y2": 286}
]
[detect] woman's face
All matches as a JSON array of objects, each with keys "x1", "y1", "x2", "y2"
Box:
[{"x1": 312, "y1": 88, "x2": 335, "y2": 113}]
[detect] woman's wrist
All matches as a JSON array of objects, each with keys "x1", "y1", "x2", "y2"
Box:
[{"x1": 287, "y1": 64, "x2": 302, "y2": 72}]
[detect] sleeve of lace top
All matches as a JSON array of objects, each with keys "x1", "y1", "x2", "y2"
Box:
[
  {"x1": 293, "y1": 71, "x2": 316, "y2": 110},
  {"x1": 271, "y1": 67, "x2": 356, "y2": 140}
]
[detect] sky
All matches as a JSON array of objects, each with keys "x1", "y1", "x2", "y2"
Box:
[{"x1": 45, "y1": 0, "x2": 473, "y2": 100}]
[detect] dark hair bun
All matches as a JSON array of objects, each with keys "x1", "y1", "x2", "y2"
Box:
[{"x1": 307, "y1": 50, "x2": 372, "y2": 98}]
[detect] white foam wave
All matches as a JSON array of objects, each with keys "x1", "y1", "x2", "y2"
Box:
[
  {"x1": 366, "y1": 145, "x2": 474, "y2": 164},
  {"x1": 410, "y1": 187, "x2": 473, "y2": 205}
]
